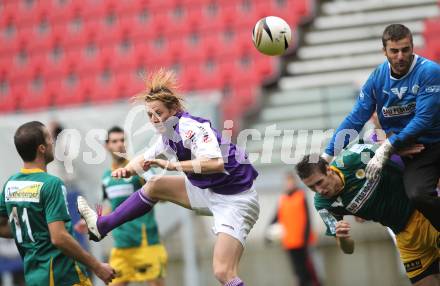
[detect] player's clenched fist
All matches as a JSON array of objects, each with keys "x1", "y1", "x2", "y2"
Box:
[
  {"x1": 335, "y1": 220, "x2": 351, "y2": 238},
  {"x1": 93, "y1": 263, "x2": 116, "y2": 285}
]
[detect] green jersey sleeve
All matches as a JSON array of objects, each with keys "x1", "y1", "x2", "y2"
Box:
[
  {"x1": 315, "y1": 194, "x2": 344, "y2": 237},
  {"x1": 42, "y1": 178, "x2": 70, "y2": 224},
  {"x1": 316, "y1": 207, "x2": 343, "y2": 236}
]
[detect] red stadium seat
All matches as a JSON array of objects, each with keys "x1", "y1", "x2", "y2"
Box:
[
  {"x1": 18, "y1": 77, "x2": 54, "y2": 111},
  {"x1": 0, "y1": 0, "x2": 298, "y2": 114},
  {"x1": 219, "y1": 3, "x2": 239, "y2": 28},
  {"x1": 13, "y1": 1, "x2": 38, "y2": 26},
  {"x1": 179, "y1": 63, "x2": 203, "y2": 91},
  {"x1": 88, "y1": 69, "x2": 123, "y2": 103},
  {"x1": 47, "y1": 0, "x2": 81, "y2": 24},
  {"x1": 10, "y1": 53, "x2": 48, "y2": 85},
  {"x1": 94, "y1": 13, "x2": 131, "y2": 45},
  {"x1": 0, "y1": 27, "x2": 24, "y2": 55},
  {"x1": 129, "y1": 13, "x2": 160, "y2": 42},
  {"x1": 59, "y1": 20, "x2": 94, "y2": 49},
  {"x1": 70, "y1": 44, "x2": 109, "y2": 75},
  {"x1": 53, "y1": 74, "x2": 91, "y2": 106},
  {"x1": 116, "y1": 72, "x2": 145, "y2": 99},
  {"x1": 0, "y1": 1, "x2": 18, "y2": 27},
  {"x1": 178, "y1": 33, "x2": 215, "y2": 62},
  {"x1": 0, "y1": 54, "x2": 13, "y2": 75},
  {"x1": 0, "y1": 78, "x2": 19, "y2": 113},
  {"x1": 196, "y1": 59, "x2": 227, "y2": 90},
  {"x1": 233, "y1": 85, "x2": 258, "y2": 107}
]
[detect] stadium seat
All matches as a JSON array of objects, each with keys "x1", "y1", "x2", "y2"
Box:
[
  {"x1": 59, "y1": 20, "x2": 94, "y2": 49},
  {"x1": 0, "y1": 0, "x2": 306, "y2": 113},
  {"x1": 0, "y1": 29, "x2": 24, "y2": 56},
  {"x1": 46, "y1": 0, "x2": 76, "y2": 24},
  {"x1": 196, "y1": 59, "x2": 227, "y2": 90},
  {"x1": 219, "y1": 3, "x2": 240, "y2": 27},
  {"x1": 71, "y1": 44, "x2": 108, "y2": 75},
  {"x1": 129, "y1": 14, "x2": 160, "y2": 42},
  {"x1": 178, "y1": 34, "x2": 198, "y2": 61},
  {"x1": 88, "y1": 70, "x2": 123, "y2": 103},
  {"x1": 0, "y1": 54, "x2": 13, "y2": 75},
  {"x1": 117, "y1": 71, "x2": 145, "y2": 99},
  {"x1": 10, "y1": 54, "x2": 47, "y2": 85},
  {"x1": 18, "y1": 77, "x2": 54, "y2": 111},
  {"x1": 0, "y1": 2, "x2": 19, "y2": 25},
  {"x1": 44, "y1": 48, "x2": 75, "y2": 79},
  {"x1": 234, "y1": 85, "x2": 258, "y2": 107},
  {"x1": 0, "y1": 79, "x2": 19, "y2": 113},
  {"x1": 53, "y1": 74, "x2": 91, "y2": 106},
  {"x1": 13, "y1": 0, "x2": 38, "y2": 26}
]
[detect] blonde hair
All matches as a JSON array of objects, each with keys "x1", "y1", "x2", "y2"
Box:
[{"x1": 134, "y1": 68, "x2": 185, "y2": 111}]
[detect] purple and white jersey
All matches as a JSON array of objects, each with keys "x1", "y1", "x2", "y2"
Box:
[{"x1": 144, "y1": 112, "x2": 258, "y2": 195}]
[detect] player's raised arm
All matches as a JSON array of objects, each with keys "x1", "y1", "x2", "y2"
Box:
[
  {"x1": 335, "y1": 220, "x2": 355, "y2": 254},
  {"x1": 111, "y1": 154, "x2": 146, "y2": 179},
  {"x1": 324, "y1": 73, "x2": 377, "y2": 160},
  {"x1": 146, "y1": 156, "x2": 225, "y2": 174}
]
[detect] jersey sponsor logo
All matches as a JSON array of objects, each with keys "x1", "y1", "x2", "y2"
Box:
[
  {"x1": 382, "y1": 102, "x2": 416, "y2": 117},
  {"x1": 105, "y1": 184, "x2": 134, "y2": 199},
  {"x1": 5, "y1": 181, "x2": 42, "y2": 203},
  {"x1": 203, "y1": 134, "x2": 212, "y2": 143},
  {"x1": 184, "y1": 130, "x2": 195, "y2": 141},
  {"x1": 318, "y1": 209, "x2": 338, "y2": 235},
  {"x1": 425, "y1": 85, "x2": 440, "y2": 93},
  {"x1": 404, "y1": 259, "x2": 422, "y2": 273},
  {"x1": 345, "y1": 175, "x2": 381, "y2": 213},
  {"x1": 197, "y1": 125, "x2": 213, "y2": 143},
  {"x1": 390, "y1": 87, "x2": 408, "y2": 99}
]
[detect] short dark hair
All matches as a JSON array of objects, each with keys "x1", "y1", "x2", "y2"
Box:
[
  {"x1": 296, "y1": 154, "x2": 328, "y2": 180},
  {"x1": 382, "y1": 24, "x2": 413, "y2": 48},
  {"x1": 14, "y1": 121, "x2": 46, "y2": 162},
  {"x1": 106, "y1": 126, "x2": 124, "y2": 143}
]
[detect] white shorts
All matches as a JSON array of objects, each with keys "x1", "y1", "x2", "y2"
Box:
[{"x1": 184, "y1": 178, "x2": 260, "y2": 246}]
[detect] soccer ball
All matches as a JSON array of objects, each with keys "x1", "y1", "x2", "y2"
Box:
[{"x1": 252, "y1": 16, "x2": 292, "y2": 56}]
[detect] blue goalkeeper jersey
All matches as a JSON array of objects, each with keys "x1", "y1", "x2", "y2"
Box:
[{"x1": 326, "y1": 54, "x2": 440, "y2": 156}]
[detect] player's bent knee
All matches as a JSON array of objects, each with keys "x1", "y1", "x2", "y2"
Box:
[{"x1": 142, "y1": 175, "x2": 162, "y2": 200}]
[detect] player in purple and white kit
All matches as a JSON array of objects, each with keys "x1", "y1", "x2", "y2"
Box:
[{"x1": 77, "y1": 69, "x2": 259, "y2": 286}]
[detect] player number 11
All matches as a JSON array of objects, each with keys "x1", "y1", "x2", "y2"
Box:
[{"x1": 8, "y1": 207, "x2": 35, "y2": 243}]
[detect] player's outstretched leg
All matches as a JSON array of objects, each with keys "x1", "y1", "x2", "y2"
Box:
[
  {"x1": 77, "y1": 189, "x2": 157, "y2": 241},
  {"x1": 78, "y1": 176, "x2": 190, "y2": 241}
]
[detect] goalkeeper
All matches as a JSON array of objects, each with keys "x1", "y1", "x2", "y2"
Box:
[{"x1": 323, "y1": 24, "x2": 440, "y2": 231}]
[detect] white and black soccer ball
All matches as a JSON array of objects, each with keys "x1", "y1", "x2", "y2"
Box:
[{"x1": 252, "y1": 16, "x2": 292, "y2": 56}]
